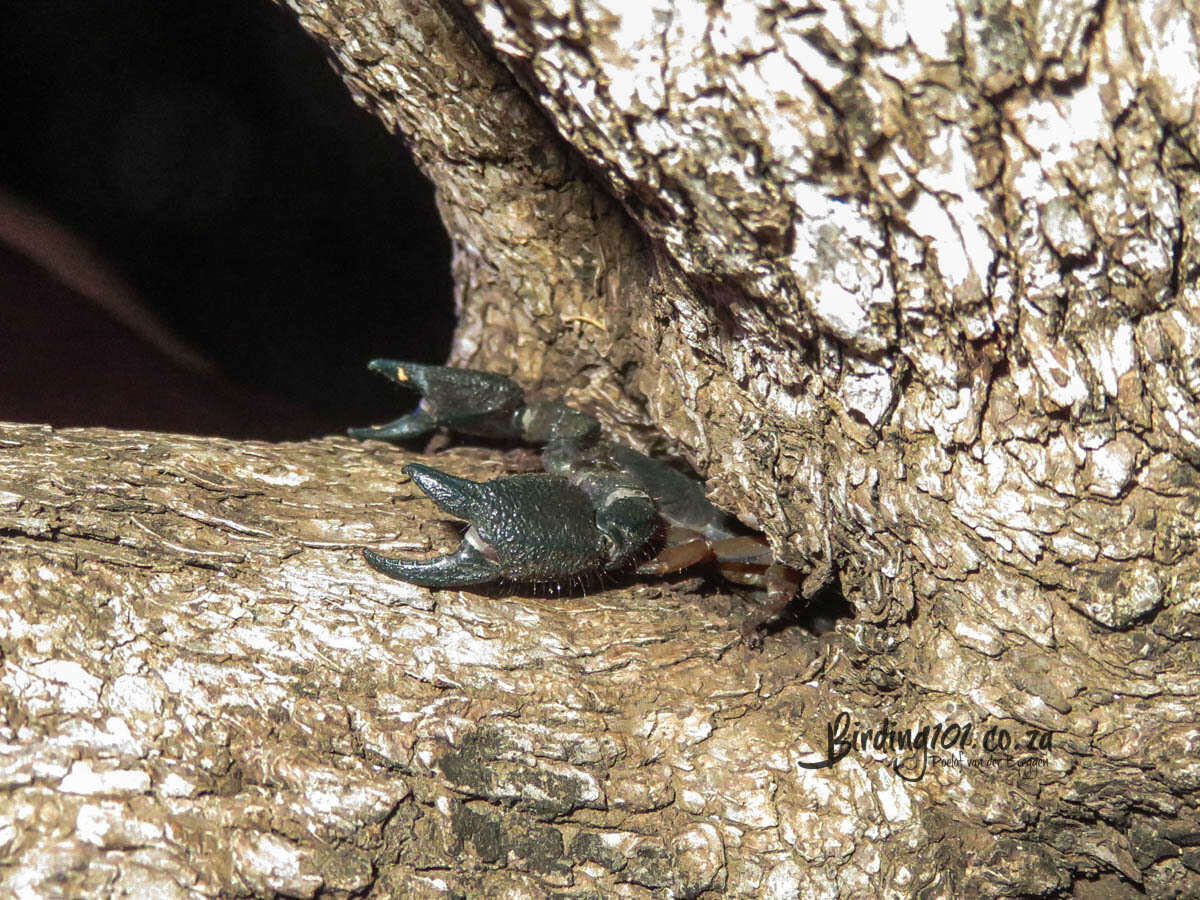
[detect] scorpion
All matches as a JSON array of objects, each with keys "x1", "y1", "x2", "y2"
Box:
[{"x1": 348, "y1": 360, "x2": 819, "y2": 644}]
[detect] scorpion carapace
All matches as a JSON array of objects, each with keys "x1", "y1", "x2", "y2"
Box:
[{"x1": 349, "y1": 360, "x2": 804, "y2": 644}]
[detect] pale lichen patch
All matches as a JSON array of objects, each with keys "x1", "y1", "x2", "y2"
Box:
[
  {"x1": 896, "y1": 0, "x2": 959, "y2": 60},
  {"x1": 75, "y1": 801, "x2": 163, "y2": 847},
  {"x1": 234, "y1": 831, "x2": 322, "y2": 899},
  {"x1": 60, "y1": 760, "x2": 151, "y2": 796},
  {"x1": 6, "y1": 660, "x2": 103, "y2": 716},
  {"x1": 1129, "y1": 0, "x2": 1200, "y2": 125},
  {"x1": 910, "y1": 126, "x2": 993, "y2": 292}
]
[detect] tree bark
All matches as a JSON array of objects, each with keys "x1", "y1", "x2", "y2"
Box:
[
  {"x1": 5, "y1": 0, "x2": 1200, "y2": 896},
  {"x1": 0, "y1": 423, "x2": 826, "y2": 898}
]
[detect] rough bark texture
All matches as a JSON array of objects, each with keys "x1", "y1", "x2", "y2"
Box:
[
  {"x1": 1, "y1": 423, "x2": 828, "y2": 898},
  {"x1": 6, "y1": 0, "x2": 1200, "y2": 897}
]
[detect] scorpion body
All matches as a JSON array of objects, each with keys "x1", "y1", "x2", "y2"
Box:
[{"x1": 349, "y1": 360, "x2": 803, "y2": 641}]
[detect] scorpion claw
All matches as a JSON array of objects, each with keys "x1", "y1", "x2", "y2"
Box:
[
  {"x1": 348, "y1": 359, "x2": 525, "y2": 442},
  {"x1": 367, "y1": 461, "x2": 641, "y2": 586},
  {"x1": 363, "y1": 544, "x2": 501, "y2": 587},
  {"x1": 401, "y1": 463, "x2": 493, "y2": 521},
  {"x1": 362, "y1": 463, "x2": 506, "y2": 586},
  {"x1": 347, "y1": 411, "x2": 437, "y2": 442}
]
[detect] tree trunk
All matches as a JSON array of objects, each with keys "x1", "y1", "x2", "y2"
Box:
[{"x1": 5, "y1": 0, "x2": 1200, "y2": 897}]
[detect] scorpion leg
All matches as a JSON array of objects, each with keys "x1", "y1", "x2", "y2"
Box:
[
  {"x1": 638, "y1": 530, "x2": 803, "y2": 647},
  {"x1": 636, "y1": 531, "x2": 772, "y2": 577},
  {"x1": 736, "y1": 564, "x2": 804, "y2": 647}
]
